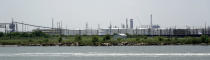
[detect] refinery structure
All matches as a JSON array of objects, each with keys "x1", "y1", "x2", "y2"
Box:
[{"x1": 0, "y1": 14, "x2": 210, "y2": 36}]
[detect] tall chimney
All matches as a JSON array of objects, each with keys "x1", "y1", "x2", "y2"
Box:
[
  {"x1": 130, "y1": 19, "x2": 134, "y2": 29},
  {"x1": 126, "y1": 18, "x2": 128, "y2": 29},
  {"x1": 150, "y1": 14, "x2": 153, "y2": 28}
]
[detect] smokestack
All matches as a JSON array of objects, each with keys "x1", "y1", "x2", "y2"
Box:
[
  {"x1": 150, "y1": 14, "x2": 153, "y2": 28},
  {"x1": 126, "y1": 18, "x2": 128, "y2": 29},
  {"x1": 150, "y1": 14, "x2": 153, "y2": 36},
  {"x1": 130, "y1": 19, "x2": 134, "y2": 29}
]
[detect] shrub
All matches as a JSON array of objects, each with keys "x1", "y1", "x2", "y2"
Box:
[
  {"x1": 80, "y1": 39, "x2": 93, "y2": 46},
  {"x1": 43, "y1": 39, "x2": 49, "y2": 43},
  {"x1": 142, "y1": 36, "x2": 148, "y2": 39},
  {"x1": 0, "y1": 32, "x2": 4, "y2": 37},
  {"x1": 125, "y1": 33, "x2": 131, "y2": 38},
  {"x1": 136, "y1": 38, "x2": 140, "y2": 41},
  {"x1": 32, "y1": 30, "x2": 47, "y2": 37},
  {"x1": 28, "y1": 39, "x2": 33, "y2": 42},
  {"x1": 201, "y1": 35, "x2": 208, "y2": 43},
  {"x1": 5, "y1": 32, "x2": 21, "y2": 38},
  {"x1": 146, "y1": 38, "x2": 159, "y2": 45},
  {"x1": 92, "y1": 36, "x2": 99, "y2": 43},
  {"x1": 103, "y1": 34, "x2": 111, "y2": 41},
  {"x1": 117, "y1": 38, "x2": 122, "y2": 41},
  {"x1": 38, "y1": 40, "x2": 42, "y2": 44},
  {"x1": 75, "y1": 35, "x2": 82, "y2": 42},
  {"x1": 109, "y1": 40, "x2": 119, "y2": 45},
  {"x1": 126, "y1": 38, "x2": 137, "y2": 44},
  {"x1": 155, "y1": 36, "x2": 163, "y2": 41},
  {"x1": 208, "y1": 36, "x2": 210, "y2": 44},
  {"x1": 58, "y1": 37, "x2": 62, "y2": 43},
  {"x1": 20, "y1": 32, "x2": 30, "y2": 37},
  {"x1": 184, "y1": 37, "x2": 193, "y2": 44},
  {"x1": 192, "y1": 37, "x2": 202, "y2": 44}
]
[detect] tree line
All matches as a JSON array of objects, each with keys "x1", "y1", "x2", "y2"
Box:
[{"x1": 0, "y1": 30, "x2": 209, "y2": 46}]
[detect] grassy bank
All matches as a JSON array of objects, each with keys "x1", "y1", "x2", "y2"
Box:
[{"x1": 0, "y1": 32, "x2": 209, "y2": 46}]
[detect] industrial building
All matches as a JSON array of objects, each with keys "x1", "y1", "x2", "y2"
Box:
[
  {"x1": 34, "y1": 27, "x2": 208, "y2": 36},
  {"x1": 31, "y1": 14, "x2": 210, "y2": 36},
  {"x1": 1, "y1": 14, "x2": 209, "y2": 36}
]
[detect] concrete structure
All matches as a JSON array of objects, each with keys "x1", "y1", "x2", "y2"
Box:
[
  {"x1": 130, "y1": 19, "x2": 134, "y2": 29},
  {"x1": 1, "y1": 20, "x2": 209, "y2": 36},
  {"x1": 31, "y1": 27, "x2": 209, "y2": 36}
]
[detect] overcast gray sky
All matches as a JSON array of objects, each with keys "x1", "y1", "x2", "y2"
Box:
[{"x1": 0, "y1": 0, "x2": 210, "y2": 30}]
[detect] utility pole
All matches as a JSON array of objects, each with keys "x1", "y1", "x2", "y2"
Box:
[
  {"x1": 11, "y1": 18, "x2": 14, "y2": 32},
  {"x1": 60, "y1": 21, "x2": 62, "y2": 36},
  {"x1": 16, "y1": 23, "x2": 18, "y2": 32},
  {"x1": 118, "y1": 27, "x2": 120, "y2": 33},
  {"x1": 85, "y1": 22, "x2": 88, "y2": 35},
  {"x1": 185, "y1": 25, "x2": 187, "y2": 36},
  {"x1": 66, "y1": 25, "x2": 68, "y2": 35},
  {"x1": 169, "y1": 27, "x2": 172, "y2": 40},
  {"x1": 79, "y1": 28, "x2": 81, "y2": 35},
  {"x1": 205, "y1": 22, "x2": 206, "y2": 35},
  {"x1": 204, "y1": 22, "x2": 207, "y2": 42},
  {"x1": 4, "y1": 25, "x2": 6, "y2": 34},
  {"x1": 126, "y1": 18, "x2": 128, "y2": 29},
  {"x1": 136, "y1": 27, "x2": 138, "y2": 35},
  {"x1": 56, "y1": 22, "x2": 59, "y2": 34},
  {"x1": 109, "y1": 21, "x2": 112, "y2": 35},
  {"x1": 90, "y1": 26, "x2": 93, "y2": 35},
  {"x1": 52, "y1": 18, "x2": 54, "y2": 29},
  {"x1": 97, "y1": 24, "x2": 100, "y2": 35},
  {"x1": 57, "y1": 21, "x2": 63, "y2": 36},
  {"x1": 126, "y1": 18, "x2": 128, "y2": 34},
  {"x1": 51, "y1": 18, "x2": 55, "y2": 35},
  {"x1": 22, "y1": 21, "x2": 24, "y2": 32},
  {"x1": 57, "y1": 22, "x2": 62, "y2": 36},
  {"x1": 25, "y1": 24, "x2": 27, "y2": 32}
]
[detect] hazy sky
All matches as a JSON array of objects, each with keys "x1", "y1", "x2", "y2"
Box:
[{"x1": 0, "y1": 0, "x2": 210, "y2": 30}]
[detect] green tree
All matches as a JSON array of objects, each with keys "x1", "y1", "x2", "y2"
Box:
[
  {"x1": 92, "y1": 36, "x2": 99, "y2": 42},
  {"x1": 184, "y1": 37, "x2": 193, "y2": 44},
  {"x1": 9, "y1": 32, "x2": 21, "y2": 37},
  {"x1": 136, "y1": 38, "x2": 140, "y2": 42},
  {"x1": 92, "y1": 36, "x2": 99, "y2": 45},
  {"x1": 141, "y1": 35, "x2": 147, "y2": 39},
  {"x1": 32, "y1": 30, "x2": 46, "y2": 37},
  {"x1": 201, "y1": 35, "x2": 208, "y2": 43},
  {"x1": 43, "y1": 39, "x2": 49, "y2": 43},
  {"x1": 75, "y1": 35, "x2": 82, "y2": 42},
  {"x1": 20, "y1": 32, "x2": 30, "y2": 37},
  {"x1": 103, "y1": 34, "x2": 111, "y2": 41},
  {"x1": 28, "y1": 39, "x2": 33, "y2": 42},
  {"x1": 58, "y1": 37, "x2": 62, "y2": 43},
  {"x1": 0, "y1": 32, "x2": 4, "y2": 37}
]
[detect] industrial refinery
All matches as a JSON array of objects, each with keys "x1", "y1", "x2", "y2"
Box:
[{"x1": 0, "y1": 14, "x2": 209, "y2": 36}]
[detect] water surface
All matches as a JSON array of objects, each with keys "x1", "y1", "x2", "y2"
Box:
[{"x1": 0, "y1": 45, "x2": 210, "y2": 60}]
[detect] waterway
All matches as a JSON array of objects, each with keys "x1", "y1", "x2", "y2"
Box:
[{"x1": 0, "y1": 45, "x2": 210, "y2": 60}]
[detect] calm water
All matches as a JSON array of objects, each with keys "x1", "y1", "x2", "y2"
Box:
[{"x1": 0, "y1": 46, "x2": 210, "y2": 60}]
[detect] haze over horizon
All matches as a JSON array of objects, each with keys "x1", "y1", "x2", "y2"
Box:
[{"x1": 0, "y1": 0, "x2": 210, "y2": 30}]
